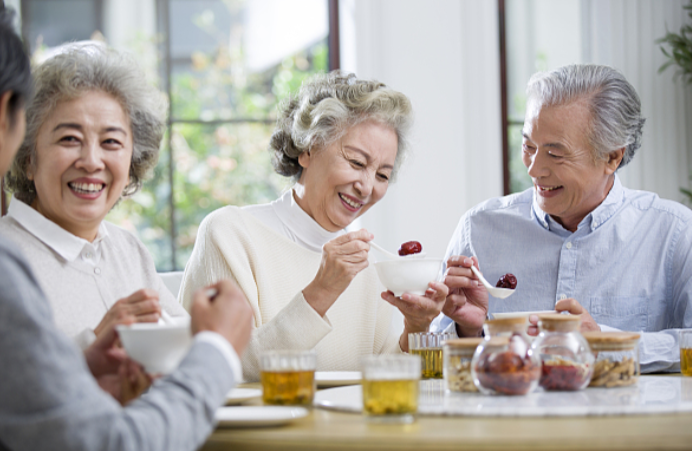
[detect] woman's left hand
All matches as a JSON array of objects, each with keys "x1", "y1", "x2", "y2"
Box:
[{"x1": 381, "y1": 281, "x2": 449, "y2": 352}]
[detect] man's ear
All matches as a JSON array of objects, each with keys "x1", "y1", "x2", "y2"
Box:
[{"x1": 605, "y1": 147, "x2": 625, "y2": 174}]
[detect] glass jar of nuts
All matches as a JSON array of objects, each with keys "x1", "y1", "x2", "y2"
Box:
[
  {"x1": 532, "y1": 314, "x2": 594, "y2": 391},
  {"x1": 443, "y1": 338, "x2": 483, "y2": 393},
  {"x1": 582, "y1": 332, "x2": 641, "y2": 388},
  {"x1": 471, "y1": 317, "x2": 541, "y2": 395}
]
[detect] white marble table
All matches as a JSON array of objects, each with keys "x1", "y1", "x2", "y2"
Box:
[{"x1": 315, "y1": 375, "x2": 692, "y2": 417}]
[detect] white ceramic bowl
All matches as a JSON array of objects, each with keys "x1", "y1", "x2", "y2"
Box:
[
  {"x1": 374, "y1": 258, "x2": 443, "y2": 296},
  {"x1": 117, "y1": 318, "x2": 192, "y2": 374}
]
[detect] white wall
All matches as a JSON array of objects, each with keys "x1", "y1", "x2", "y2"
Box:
[{"x1": 339, "y1": 0, "x2": 503, "y2": 258}]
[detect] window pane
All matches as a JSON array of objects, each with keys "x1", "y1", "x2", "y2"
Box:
[
  {"x1": 170, "y1": 0, "x2": 329, "y2": 121},
  {"x1": 508, "y1": 124, "x2": 533, "y2": 194},
  {"x1": 172, "y1": 122, "x2": 290, "y2": 268},
  {"x1": 106, "y1": 141, "x2": 174, "y2": 271},
  {"x1": 26, "y1": 0, "x2": 98, "y2": 52}
]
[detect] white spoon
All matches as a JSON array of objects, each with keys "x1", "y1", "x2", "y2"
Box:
[
  {"x1": 369, "y1": 241, "x2": 427, "y2": 260},
  {"x1": 470, "y1": 265, "x2": 515, "y2": 299}
]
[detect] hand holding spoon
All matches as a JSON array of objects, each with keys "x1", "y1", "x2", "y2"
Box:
[{"x1": 470, "y1": 265, "x2": 515, "y2": 299}]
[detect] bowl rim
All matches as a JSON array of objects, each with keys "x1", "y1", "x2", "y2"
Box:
[{"x1": 116, "y1": 322, "x2": 190, "y2": 332}]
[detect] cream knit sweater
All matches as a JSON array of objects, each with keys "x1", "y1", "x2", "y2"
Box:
[{"x1": 179, "y1": 206, "x2": 403, "y2": 381}]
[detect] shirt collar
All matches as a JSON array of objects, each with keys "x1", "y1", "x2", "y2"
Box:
[
  {"x1": 7, "y1": 195, "x2": 109, "y2": 262},
  {"x1": 271, "y1": 188, "x2": 343, "y2": 252},
  {"x1": 531, "y1": 174, "x2": 624, "y2": 234}
]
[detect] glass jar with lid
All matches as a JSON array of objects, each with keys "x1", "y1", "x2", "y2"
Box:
[
  {"x1": 532, "y1": 313, "x2": 594, "y2": 391},
  {"x1": 471, "y1": 317, "x2": 541, "y2": 395},
  {"x1": 582, "y1": 331, "x2": 640, "y2": 388},
  {"x1": 443, "y1": 338, "x2": 483, "y2": 393}
]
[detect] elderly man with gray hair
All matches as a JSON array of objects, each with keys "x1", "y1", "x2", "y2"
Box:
[{"x1": 435, "y1": 64, "x2": 692, "y2": 373}]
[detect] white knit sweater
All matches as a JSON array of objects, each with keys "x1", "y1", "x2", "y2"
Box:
[{"x1": 179, "y1": 206, "x2": 403, "y2": 381}]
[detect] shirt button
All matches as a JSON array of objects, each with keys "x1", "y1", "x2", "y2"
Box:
[
  {"x1": 94, "y1": 267, "x2": 101, "y2": 275},
  {"x1": 566, "y1": 242, "x2": 572, "y2": 249},
  {"x1": 593, "y1": 222, "x2": 598, "y2": 228},
  {"x1": 85, "y1": 252, "x2": 92, "y2": 259},
  {"x1": 559, "y1": 294, "x2": 567, "y2": 300}
]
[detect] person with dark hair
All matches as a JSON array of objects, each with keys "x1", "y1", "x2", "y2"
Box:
[
  {"x1": 0, "y1": 9, "x2": 254, "y2": 450},
  {"x1": 435, "y1": 64, "x2": 692, "y2": 373}
]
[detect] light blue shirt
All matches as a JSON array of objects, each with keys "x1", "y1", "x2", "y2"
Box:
[{"x1": 432, "y1": 175, "x2": 692, "y2": 373}]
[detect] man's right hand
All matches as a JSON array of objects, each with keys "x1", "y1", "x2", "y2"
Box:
[
  {"x1": 442, "y1": 255, "x2": 488, "y2": 337},
  {"x1": 190, "y1": 279, "x2": 253, "y2": 355}
]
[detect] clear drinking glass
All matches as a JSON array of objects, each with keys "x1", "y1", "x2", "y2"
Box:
[
  {"x1": 680, "y1": 330, "x2": 692, "y2": 377},
  {"x1": 408, "y1": 332, "x2": 455, "y2": 379},
  {"x1": 361, "y1": 355, "x2": 421, "y2": 423},
  {"x1": 260, "y1": 350, "x2": 316, "y2": 406}
]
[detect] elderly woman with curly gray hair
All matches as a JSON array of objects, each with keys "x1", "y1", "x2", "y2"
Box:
[
  {"x1": 179, "y1": 71, "x2": 448, "y2": 380},
  {"x1": 0, "y1": 44, "x2": 187, "y2": 349}
]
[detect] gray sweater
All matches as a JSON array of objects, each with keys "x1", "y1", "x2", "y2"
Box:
[{"x1": 0, "y1": 235, "x2": 234, "y2": 451}]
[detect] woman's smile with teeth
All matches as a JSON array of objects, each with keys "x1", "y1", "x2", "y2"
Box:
[
  {"x1": 69, "y1": 182, "x2": 105, "y2": 193},
  {"x1": 339, "y1": 193, "x2": 362, "y2": 209}
]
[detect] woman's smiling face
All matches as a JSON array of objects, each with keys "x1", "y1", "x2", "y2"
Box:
[
  {"x1": 295, "y1": 121, "x2": 398, "y2": 232},
  {"x1": 29, "y1": 90, "x2": 133, "y2": 241}
]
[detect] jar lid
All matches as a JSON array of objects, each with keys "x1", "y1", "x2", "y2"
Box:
[
  {"x1": 484, "y1": 336, "x2": 510, "y2": 347},
  {"x1": 538, "y1": 313, "x2": 581, "y2": 331},
  {"x1": 582, "y1": 331, "x2": 640, "y2": 344},
  {"x1": 444, "y1": 338, "x2": 484, "y2": 348},
  {"x1": 485, "y1": 316, "x2": 528, "y2": 327}
]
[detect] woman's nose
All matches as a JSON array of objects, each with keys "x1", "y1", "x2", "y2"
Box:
[
  {"x1": 354, "y1": 172, "x2": 374, "y2": 197},
  {"x1": 76, "y1": 141, "x2": 105, "y2": 172}
]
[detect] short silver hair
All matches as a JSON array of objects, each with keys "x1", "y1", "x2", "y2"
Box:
[
  {"x1": 269, "y1": 71, "x2": 413, "y2": 182},
  {"x1": 6, "y1": 43, "x2": 166, "y2": 203},
  {"x1": 526, "y1": 64, "x2": 645, "y2": 168}
]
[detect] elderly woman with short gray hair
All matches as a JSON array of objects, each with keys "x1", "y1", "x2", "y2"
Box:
[
  {"x1": 0, "y1": 44, "x2": 187, "y2": 349},
  {"x1": 179, "y1": 71, "x2": 448, "y2": 380}
]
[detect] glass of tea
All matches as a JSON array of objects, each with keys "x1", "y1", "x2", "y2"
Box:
[
  {"x1": 260, "y1": 350, "x2": 316, "y2": 406},
  {"x1": 361, "y1": 354, "x2": 420, "y2": 423},
  {"x1": 681, "y1": 330, "x2": 692, "y2": 377},
  {"x1": 408, "y1": 332, "x2": 455, "y2": 379}
]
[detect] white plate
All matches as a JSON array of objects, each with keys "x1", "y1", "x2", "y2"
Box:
[
  {"x1": 491, "y1": 310, "x2": 555, "y2": 320},
  {"x1": 215, "y1": 406, "x2": 309, "y2": 428},
  {"x1": 225, "y1": 388, "x2": 262, "y2": 405},
  {"x1": 315, "y1": 371, "x2": 362, "y2": 387}
]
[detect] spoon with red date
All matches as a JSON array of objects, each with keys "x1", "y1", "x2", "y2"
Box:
[
  {"x1": 470, "y1": 265, "x2": 515, "y2": 299},
  {"x1": 369, "y1": 240, "x2": 427, "y2": 260}
]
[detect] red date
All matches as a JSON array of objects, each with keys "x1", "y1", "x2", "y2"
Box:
[
  {"x1": 398, "y1": 241, "x2": 422, "y2": 256},
  {"x1": 496, "y1": 273, "x2": 517, "y2": 289}
]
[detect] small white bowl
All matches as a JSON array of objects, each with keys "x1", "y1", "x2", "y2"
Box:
[
  {"x1": 117, "y1": 318, "x2": 192, "y2": 374},
  {"x1": 374, "y1": 258, "x2": 443, "y2": 296}
]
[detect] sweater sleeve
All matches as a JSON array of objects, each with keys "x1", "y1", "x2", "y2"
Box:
[
  {"x1": 0, "y1": 240, "x2": 236, "y2": 451},
  {"x1": 179, "y1": 209, "x2": 335, "y2": 381}
]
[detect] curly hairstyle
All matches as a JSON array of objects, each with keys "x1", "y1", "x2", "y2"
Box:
[
  {"x1": 5, "y1": 43, "x2": 166, "y2": 203},
  {"x1": 526, "y1": 64, "x2": 646, "y2": 168},
  {"x1": 269, "y1": 70, "x2": 413, "y2": 182}
]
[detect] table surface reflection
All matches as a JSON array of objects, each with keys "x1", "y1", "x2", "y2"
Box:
[{"x1": 202, "y1": 375, "x2": 692, "y2": 451}]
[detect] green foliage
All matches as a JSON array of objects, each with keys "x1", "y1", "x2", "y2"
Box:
[
  {"x1": 657, "y1": 1, "x2": 692, "y2": 84},
  {"x1": 107, "y1": 5, "x2": 328, "y2": 270}
]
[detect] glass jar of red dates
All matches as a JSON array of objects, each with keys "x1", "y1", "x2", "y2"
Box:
[
  {"x1": 582, "y1": 332, "x2": 641, "y2": 388},
  {"x1": 532, "y1": 314, "x2": 594, "y2": 391},
  {"x1": 471, "y1": 317, "x2": 541, "y2": 395}
]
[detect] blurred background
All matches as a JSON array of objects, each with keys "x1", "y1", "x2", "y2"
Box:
[{"x1": 2, "y1": 0, "x2": 691, "y2": 271}]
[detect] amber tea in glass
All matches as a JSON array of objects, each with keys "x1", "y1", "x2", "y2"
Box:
[
  {"x1": 260, "y1": 350, "x2": 316, "y2": 405},
  {"x1": 408, "y1": 332, "x2": 454, "y2": 379},
  {"x1": 361, "y1": 355, "x2": 420, "y2": 423},
  {"x1": 681, "y1": 330, "x2": 692, "y2": 377}
]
